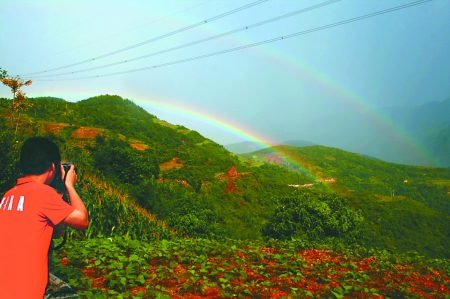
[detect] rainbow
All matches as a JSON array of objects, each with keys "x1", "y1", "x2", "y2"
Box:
[
  {"x1": 25, "y1": 0, "x2": 438, "y2": 169},
  {"x1": 125, "y1": 0, "x2": 437, "y2": 168},
  {"x1": 32, "y1": 90, "x2": 324, "y2": 182},
  {"x1": 127, "y1": 49, "x2": 437, "y2": 169},
  {"x1": 120, "y1": 35, "x2": 438, "y2": 169},
  {"x1": 128, "y1": 94, "x2": 330, "y2": 185},
  {"x1": 130, "y1": 95, "x2": 274, "y2": 146}
]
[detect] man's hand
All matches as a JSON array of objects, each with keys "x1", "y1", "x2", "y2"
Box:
[
  {"x1": 62, "y1": 164, "x2": 77, "y2": 188},
  {"x1": 60, "y1": 163, "x2": 89, "y2": 229}
]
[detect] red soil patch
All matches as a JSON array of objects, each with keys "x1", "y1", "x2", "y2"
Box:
[
  {"x1": 220, "y1": 166, "x2": 250, "y2": 194},
  {"x1": 71, "y1": 127, "x2": 104, "y2": 138},
  {"x1": 259, "y1": 153, "x2": 285, "y2": 164},
  {"x1": 40, "y1": 123, "x2": 70, "y2": 135},
  {"x1": 69, "y1": 139, "x2": 95, "y2": 148},
  {"x1": 160, "y1": 157, "x2": 184, "y2": 171},
  {"x1": 130, "y1": 141, "x2": 149, "y2": 151}
]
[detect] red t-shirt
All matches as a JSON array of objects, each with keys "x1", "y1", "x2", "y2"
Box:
[{"x1": 0, "y1": 177, "x2": 75, "y2": 299}]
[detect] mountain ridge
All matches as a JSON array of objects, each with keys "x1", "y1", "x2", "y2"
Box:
[
  {"x1": 224, "y1": 139, "x2": 315, "y2": 154},
  {"x1": 277, "y1": 98, "x2": 450, "y2": 167}
]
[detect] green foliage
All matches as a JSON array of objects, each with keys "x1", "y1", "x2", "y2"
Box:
[
  {"x1": 89, "y1": 137, "x2": 159, "y2": 186},
  {"x1": 166, "y1": 199, "x2": 225, "y2": 238},
  {"x1": 0, "y1": 131, "x2": 20, "y2": 194},
  {"x1": 0, "y1": 67, "x2": 7, "y2": 79},
  {"x1": 52, "y1": 144, "x2": 172, "y2": 241},
  {"x1": 251, "y1": 162, "x2": 313, "y2": 185},
  {"x1": 353, "y1": 193, "x2": 450, "y2": 258},
  {"x1": 25, "y1": 95, "x2": 180, "y2": 150},
  {"x1": 246, "y1": 145, "x2": 450, "y2": 257},
  {"x1": 262, "y1": 191, "x2": 364, "y2": 244},
  {"x1": 52, "y1": 236, "x2": 450, "y2": 298}
]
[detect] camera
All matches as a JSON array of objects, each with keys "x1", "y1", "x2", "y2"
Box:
[
  {"x1": 49, "y1": 162, "x2": 76, "y2": 203},
  {"x1": 61, "y1": 162, "x2": 77, "y2": 182},
  {"x1": 49, "y1": 162, "x2": 76, "y2": 251}
]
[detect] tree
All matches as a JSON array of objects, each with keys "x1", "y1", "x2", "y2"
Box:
[
  {"x1": 91, "y1": 138, "x2": 159, "y2": 186},
  {"x1": 262, "y1": 191, "x2": 364, "y2": 244},
  {"x1": 0, "y1": 131, "x2": 20, "y2": 194},
  {"x1": 166, "y1": 196, "x2": 225, "y2": 238},
  {"x1": 0, "y1": 68, "x2": 7, "y2": 79},
  {"x1": 0, "y1": 69, "x2": 33, "y2": 134}
]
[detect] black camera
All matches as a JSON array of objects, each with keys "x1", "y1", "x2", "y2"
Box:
[
  {"x1": 61, "y1": 162, "x2": 77, "y2": 182},
  {"x1": 49, "y1": 162, "x2": 76, "y2": 203},
  {"x1": 50, "y1": 162, "x2": 76, "y2": 251}
]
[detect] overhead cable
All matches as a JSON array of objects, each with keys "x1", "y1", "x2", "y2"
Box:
[
  {"x1": 20, "y1": 0, "x2": 268, "y2": 76},
  {"x1": 31, "y1": 0, "x2": 431, "y2": 82},
  {"x1": 28, "y1": 0, "x2": 340, "y2": 78},
  {"x1": 17, "y1": 0, "x2": 213, "y2": 63}
]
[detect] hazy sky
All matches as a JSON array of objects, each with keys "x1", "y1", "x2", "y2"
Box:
[{"x1": 1, "y1": 0, "x2": 449, "y2": 146}]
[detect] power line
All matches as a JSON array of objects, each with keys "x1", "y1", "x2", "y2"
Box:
[
  {"x1": 17, "y1": 0, "x2": 213, "y2": 63},
  {"x1": 28, "y1": 0, "x2": 340, "y2": 79},
  {"x1": 19, "y1": 0, "x2": 268, "y2": 77},
  {"x1": 31, "y1": 0, "x2": 431, "y2": 82}
]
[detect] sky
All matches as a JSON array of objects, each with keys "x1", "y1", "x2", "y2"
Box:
[{"x1": 1, "y1": 0, "x2": 449, "y2": 147}]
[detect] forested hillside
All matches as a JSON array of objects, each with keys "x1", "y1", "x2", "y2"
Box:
[
  {"x1": 243, "y1": 146, "x2": 450, "y2": 258},
  {"x1": 2, "y1": 94, "x2": 450, "y2": 255},
  {"x1": 0, "y1": 95, "x2": 316, "y2": 240}
]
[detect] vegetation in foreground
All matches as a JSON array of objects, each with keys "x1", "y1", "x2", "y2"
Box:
[{"x1": 53, "y1": 237, "x2": 450, "y2": 299}]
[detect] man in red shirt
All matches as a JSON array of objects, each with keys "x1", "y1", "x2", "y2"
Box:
[{"x1": 0, "y1": 137, "x2": 89, "y2": 299}]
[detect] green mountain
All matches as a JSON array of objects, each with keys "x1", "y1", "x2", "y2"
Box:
[
  {"x1": 1, "y1": 94, "x2": 449, "y2": 259},
  {"x1": 302, "y1": 98, "x2": 450, "y2": 167},
  {"x1": 242, "y1": 146, "x2": 450, "y2": 257},
  {"x1": 381, "y1": 98, "x2": 450, "y2": 167},
  {"x1": 224, "y1": 139, "x2": 314, "y2": 154}
]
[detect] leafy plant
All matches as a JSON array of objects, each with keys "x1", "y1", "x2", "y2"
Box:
[
  {"x1": 262, "y1": 191, "x2": 364, "y2": 244},
  {"x1": 52, "y1": 237, "x2": 450, "y2": 298}
]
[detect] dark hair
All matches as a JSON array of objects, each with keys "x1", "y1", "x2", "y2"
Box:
[{"x1": 20, "y1": 137, "x2": 61, "y2": 175}]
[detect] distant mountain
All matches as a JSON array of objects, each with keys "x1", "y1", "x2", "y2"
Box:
[
  {"x1": 224, "y1": 139, "x2": 314, "y2": 154},
  {"x1": 223, "y1": 141, "x2": 272, "y2": 154},
  {"x1": 300, "y1": 98, "x2": 450, "y2": 167},
  {"x1": 383, "y1": 98, "x2": 450, "y2": 130},
  {"x1": 281, "y1": 140, "x2": 315, "y2": 147},
  {"x1": 225, "y1": 99, "x2": 450, "y2": 166},
  {"x1": 381, "y1": 98, "x2": 450, "y2": 167}
]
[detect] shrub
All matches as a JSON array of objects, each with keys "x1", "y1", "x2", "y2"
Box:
[{"x1": 262, "y1": 191, "x2": 364, "y2": 244}]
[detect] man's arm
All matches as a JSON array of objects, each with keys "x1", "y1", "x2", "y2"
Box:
[{"x1": 62, "y1": 165, "x2": 89, "y2": 229}]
